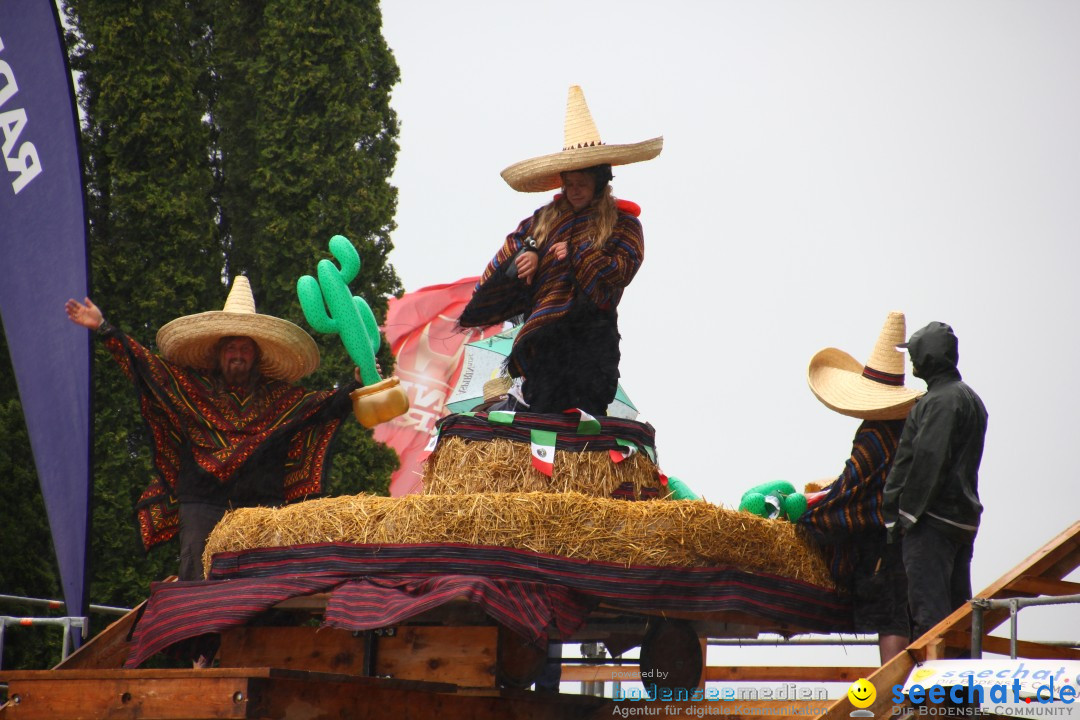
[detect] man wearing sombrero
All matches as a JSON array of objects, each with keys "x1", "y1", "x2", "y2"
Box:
[
  {"x1": 65, "y1": 277, "x2": 359, "y2": 580},
  {"x1": 799, "y1": 311, "x2": 923, "y2": 663},
  {"x1": 459, "y1": 85, "x2": 661, "y2": 416}
]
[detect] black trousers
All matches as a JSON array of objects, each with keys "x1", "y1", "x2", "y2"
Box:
[
  {"x1": 178, "y1": 502, "x2": 227, "y2": 581},
  {"x1": 902, "y1": 520, "x2": 974, "y2": 640}
]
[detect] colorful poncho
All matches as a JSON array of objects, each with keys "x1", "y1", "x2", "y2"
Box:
[
  {"x1": 458, "y1": 203, "x2": 644, "y2": 379},
  {"x1": 798, "y1": 419, "x2": 905, "y2": 583},
  {"x1": 101, "y1": 328, "x2": 354, "y2": 550}
]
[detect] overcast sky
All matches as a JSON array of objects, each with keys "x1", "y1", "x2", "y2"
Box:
[{"x1": 379, "y1": 1, "x2": 1080, "y2": 665}]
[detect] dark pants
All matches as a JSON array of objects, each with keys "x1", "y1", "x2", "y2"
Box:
[
  {"x1": 902, "y1": 520, "x2": 974, "y2": 640},
  {"x1": 178, "y1": 502, "x2": 227, "y2": 581}
]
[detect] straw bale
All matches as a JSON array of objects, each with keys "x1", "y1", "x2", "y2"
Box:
[
  {"x1": 423, "y1": 436, "x2": 661, "y2": 498},
  {"x1": 203, "y1": 492, "x2": 833, "y2": 588}
]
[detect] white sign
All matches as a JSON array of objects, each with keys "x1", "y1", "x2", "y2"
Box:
[{"x1": 904, "y1": 659, "x2": 1080, "y2": 702}]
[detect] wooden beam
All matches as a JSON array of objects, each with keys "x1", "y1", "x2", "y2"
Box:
[
  {"x1": 217, "y1": 625, "x2": 500, "y2": 688},
  {"x1": 818, "y1": 648, "x2": 915, "y2": 719},
  {"x1": 1004, "y1": 575, "x2": 1080, "y2": 598},
  {"x1": 560, "y1": 664, "x2": 877, "y2": 683},
  {"x1": 375, "y1": 625, "x2": 498, "y2": 688},
  {"x1": 704, "y1": 665, "x2": 878, "y2": 683},
  {"x1": 980, "y1": 636, "x2": 1080, "y2": 661},
  {"x1": 218, "y1": 626, "x2": 366, "y2": 675},
  {"x1": 0, "y1": 668, "x2": 606, "y2": 720}
]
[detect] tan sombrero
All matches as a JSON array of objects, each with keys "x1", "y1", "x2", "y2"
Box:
[
  {"x1": 500, "y1": 85, "x2": 663, "y2": 193},
  {"x1": 807, "y1": 311, "x2": 924, "y2": 420},
  {"x1": 156, "y1": 276, "x2": 319, "y2": 383}
]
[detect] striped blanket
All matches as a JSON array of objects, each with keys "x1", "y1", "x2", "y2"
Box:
[{"x1": 125, "y1": 542, "x2": 852, "y2": 667}]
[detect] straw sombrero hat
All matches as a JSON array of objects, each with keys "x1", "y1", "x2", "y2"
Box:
[
  {"x1": 156, "y1": 276, "x2": 319, "y2": 383},
  {"x1": 807, "y1": 311, "x2": 924, "y2": 420},
  {"x1": 500, "y1": 85, "x2": 663, "y2": 193}
]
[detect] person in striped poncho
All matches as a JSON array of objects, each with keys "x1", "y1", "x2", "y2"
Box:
[
  {"x1": 799, "y1": 311, "x2": 924, "y2": 663},
  {"x1": 459, "y1": 85, "x2": 662, "y2": 417}
]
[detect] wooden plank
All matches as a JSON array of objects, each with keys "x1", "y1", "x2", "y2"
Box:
[
  {"x1": 980, "y1": 635, "x2": 1080, "y2": 661},
  {"x1": 1, "y1": 675, "x2": 252, "y2": 719},
  {"x1": 1004, "y1": 575, "x2": 1080, "y2": 598},
  {"x1": 645, "y1": 700, "x2": 834, "y2": 718},
  {"x1": 217, "y1": 626, "x2": 365, "y2": 674},
  {"x1": 704, "y1": 665, "x2": 878, "y2": 683},
  {"x1": 52, "y1": 600, "x2": 152, "y2": 670},
  {"x1": 268, "y1": 593, "x2": 328, "y2": 611},
  {"x1": 560, "y1": 664, "x2": 876, "y2": 683},
  {"x1": 245, "y1": 677, "x2": 609, "y2": 720},
  {"x1": 817, "y1": 648, "x2": 915, "y2": 719},
  {"x1": 217, "y1": 625, "x2": 500, "y2": 687},
  {"x1": 375, "y1": 625, "x2": 497, "y2": 688}
]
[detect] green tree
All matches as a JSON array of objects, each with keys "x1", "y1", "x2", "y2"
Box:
[
  {"x1": 0, "y1": 333, "x2": 64, "y2": 670},
  {"x1": 0, "y1": 0, "x2": 404, "y2": 668},
  {"x1": 207, "y1": 0, "x2": 402, "y2": 494},
  {"x1": 64, "y1": 0, "x2": 224, "y2": 612}
]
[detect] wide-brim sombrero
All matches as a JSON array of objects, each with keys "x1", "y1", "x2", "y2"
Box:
[
  {"x1": 156, "y1": 276, "x2": 319, "y2": 383},
  {"x1": 807, "y1": 311, "x2": 924, "y2": 421},
  {"x1": 500, "y1": 85, "x2": 663, "y2": 193}
]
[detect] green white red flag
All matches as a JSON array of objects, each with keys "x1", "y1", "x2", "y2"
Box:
[{"x1": 530, "y1": 429, "x2": 557, "y2": 476}]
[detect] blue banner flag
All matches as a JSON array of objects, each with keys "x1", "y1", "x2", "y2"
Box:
[{"x1": 0, "y1": 1, "x2": 91, "y2": 629}]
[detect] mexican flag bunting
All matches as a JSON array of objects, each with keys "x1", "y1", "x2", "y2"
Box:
[
  {"x1": 609, "y1": 438, "x2": 639, "y2": 464},
  {"x1": 530, "y1": 429, "x2": 557, "y2": 476},
  {"x1": 420, "y1": 428, "x2": 440, "y2": 459},
  {"x1": 487, "y1": 410, "x2": 516, "y2": 426},
  {"x1": 568, "y1": 408, "x2": 601, "y2": 435}
]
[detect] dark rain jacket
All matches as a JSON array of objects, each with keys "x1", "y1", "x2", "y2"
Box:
[{"x1": 882, "y1": 322, "x2": 988, "y2": 540}]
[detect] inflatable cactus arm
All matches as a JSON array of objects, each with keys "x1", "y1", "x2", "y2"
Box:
[
  {"x1": 738, "y1": 479, "x2": 808, "y2": 522},
  {"x1": 664, "y1": 476, "x2": 701, "y2": 501},
  {"x1": 297, "y1": 235, "x2": 381, "y2": 386}
]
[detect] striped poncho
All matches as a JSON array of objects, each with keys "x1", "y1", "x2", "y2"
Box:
[
  {"x1": 459, "y1": 202, "x2": 644, "y2": 412},
  {"x1": 101, "y1": 328, "x2": 354, "y2": 550},
  {"x1": 798, "y1": 419, "x2": 905, "y2": 583}
]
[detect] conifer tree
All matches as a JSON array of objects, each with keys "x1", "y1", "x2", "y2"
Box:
[{"x1": 0, "y1": 1, "x2": 402, "y2": 666}]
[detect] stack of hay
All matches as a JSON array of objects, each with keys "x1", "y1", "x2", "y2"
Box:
[{"x1": 204, "y1": 411, "x2": 833, "y2": 587}]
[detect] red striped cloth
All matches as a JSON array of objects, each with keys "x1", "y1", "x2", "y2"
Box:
[{"x1": 125, "y1": 543, "x2": 851, "y2": 667}]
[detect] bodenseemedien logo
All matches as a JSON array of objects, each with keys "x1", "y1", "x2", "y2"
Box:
[{"x1": 848, "y1": 677, "x2": 876, "y2": 717}]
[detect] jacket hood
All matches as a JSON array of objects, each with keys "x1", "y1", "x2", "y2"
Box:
[{"x1": 907, "y1": 321, "x2": 959, "y2": 381}]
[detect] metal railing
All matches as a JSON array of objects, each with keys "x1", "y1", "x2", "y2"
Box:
[
  {"x1": 0, "y1": 594, "x2": 130, "y2": 671},
  {"x1": 970, "y1": 592, "x2": 1080, "y2": 659}
]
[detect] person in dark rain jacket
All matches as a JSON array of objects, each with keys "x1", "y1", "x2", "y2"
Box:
[{"x1": 883, "y1": 321, "x2": 988, "y2": 640}]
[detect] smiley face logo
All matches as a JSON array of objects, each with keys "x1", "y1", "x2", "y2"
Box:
[{"x1": 847, "y1": 678, "x2": 876, "y2": 709}]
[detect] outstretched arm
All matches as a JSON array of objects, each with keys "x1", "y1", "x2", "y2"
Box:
[{"x1": 65, "y1": 297, "x2": 104, "y2": 330}]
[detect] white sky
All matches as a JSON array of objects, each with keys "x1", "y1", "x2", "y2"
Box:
[{"x1": 380, "y1": 0, "x2": 1080, "y2": 667}]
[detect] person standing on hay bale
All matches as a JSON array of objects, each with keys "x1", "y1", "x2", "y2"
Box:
[
  {"x1": 884, "y1": 321, "x2": 987, "y2": 645},
  {"x1": 65, "y1": 277, "x2": 363, "y2": 581},
  {"x1": 459, "y1": 85, "x2": 662, "y2": 416},
  {"x1": 799, "y1": 311, "x2": 924, "y2": 664}
]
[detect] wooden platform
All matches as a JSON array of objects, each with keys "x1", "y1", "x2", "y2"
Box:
[
  {"x1": 4, "y1": 520, "x2": 1077, "y2": 720},
  {"x1": 0, "y1": 667, "x2": 608, "y2": 719}
]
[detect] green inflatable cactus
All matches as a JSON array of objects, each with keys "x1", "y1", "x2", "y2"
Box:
[{"x1": 297, "y1": 235, "x2": 382, "y2": 386}]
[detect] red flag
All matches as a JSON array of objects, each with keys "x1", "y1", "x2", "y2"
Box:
[{"x1": 375, "y1": 278, "x2": 502, "y2": 495}]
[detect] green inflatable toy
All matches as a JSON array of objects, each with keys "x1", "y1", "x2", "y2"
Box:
[
  {"x1": 297, "y1": 235, "x2": 381, "y2": 386},
  {"x1": 738, "y1": 480, "x2": 808, "y2": 522},
  {"x1": 665, "y1": 476, "x2": 701, "y2": 501}
]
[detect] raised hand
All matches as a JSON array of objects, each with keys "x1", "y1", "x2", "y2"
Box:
[{"x1": 65, "y1": 297, "x2": 104, "y2": 330}]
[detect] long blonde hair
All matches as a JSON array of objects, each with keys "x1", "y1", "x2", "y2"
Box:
[{"x1": 531, "y1": 185, "x2": 618, "y2": 251}]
